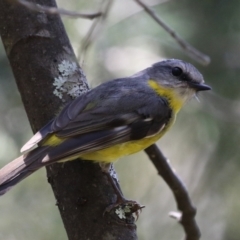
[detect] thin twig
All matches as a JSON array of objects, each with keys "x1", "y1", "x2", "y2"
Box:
[
  {"x1": 145, "y1": 144, "x2": 201, "y2": 240},
  {"x1": 79, "y1": 0, "x2": 113, "y2": 63},
  {"x1": 134, "y1": 0, "x2": 210, "y2": 65},
  {"x1": 12, "y1": 0, "x2": 102, "y2": 19}
]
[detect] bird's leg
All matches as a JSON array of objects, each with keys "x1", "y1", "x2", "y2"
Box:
[
  {"x1": 99, "y1": 162, "x2": 145, "y2": 221},
  {"x1": 101, "y1": 162, "x2": 124, "y2": 199}
]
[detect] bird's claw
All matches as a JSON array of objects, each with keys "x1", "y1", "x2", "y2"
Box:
[{"x1": 104, "y1": 200, "x2": 145, "y2": 221}]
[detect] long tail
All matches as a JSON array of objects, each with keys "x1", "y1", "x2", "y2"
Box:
[{"x1": 0, "y1": 147, "x2": 49, "y2": 196}]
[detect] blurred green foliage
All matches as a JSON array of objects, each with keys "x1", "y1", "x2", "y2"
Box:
[{"x1": 0, "y1": 0, "x2": 240, "y2": 239}]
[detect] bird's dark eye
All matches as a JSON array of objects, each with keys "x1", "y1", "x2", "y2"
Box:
[{"x1": 172, "y1": 67, "x2": 183, "y2": 77}]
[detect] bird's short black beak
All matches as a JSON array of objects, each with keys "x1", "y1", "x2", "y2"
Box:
[{"x1": 188, "y1": 82, "x2": 212, "y2": 91}]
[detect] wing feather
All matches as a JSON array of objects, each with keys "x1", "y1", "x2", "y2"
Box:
[
  {"x1": 20, "y1": 120, "x2": 54, "y2": 153},
  {"x1": 43, "y1": 126, "x2": 131, "y2": 163},
  {"x1": 21, "y1": 78, "x2": 172, "y2": 158}
]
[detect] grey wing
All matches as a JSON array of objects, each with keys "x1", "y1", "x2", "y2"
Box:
[
  {"x1": 42, "y1": 106, "x2": 172, "y2": 164},
  {"x1": 42, "y1": 93, "x2": 172, "y2": 163},
  {"x1": 21, "y1": 81, "x2": 172, "y2": 156},
  {"x1": 20, "y1": 93, "x2": 90, "y2": 153}
]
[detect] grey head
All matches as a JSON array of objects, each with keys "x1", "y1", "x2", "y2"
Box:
[{"x1": 148, "y1": 59, "x2": 211, "y2": 91}]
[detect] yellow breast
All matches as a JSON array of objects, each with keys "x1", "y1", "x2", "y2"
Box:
[{"x1": 148, "y1": 80, "x2": 184, "y2": 113}]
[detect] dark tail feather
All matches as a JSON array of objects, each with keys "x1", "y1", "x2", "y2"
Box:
[
  {"x1": 0, "y1": 167, "x2": 34, "y2": 196},
  {"x1": 0, "y1": 147, "x2": 49, "y2": 196}
]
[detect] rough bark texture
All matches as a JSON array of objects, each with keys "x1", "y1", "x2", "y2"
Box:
[{"x1": 0, "y1": 0, "x2": 137, "y2": 239}]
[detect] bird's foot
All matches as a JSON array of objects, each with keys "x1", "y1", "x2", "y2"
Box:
[{"x1": 104, "y1": 199, "x2": 145, "y2": 222}]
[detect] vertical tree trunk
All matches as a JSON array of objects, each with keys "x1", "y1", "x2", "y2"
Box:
[{"x1": 0, "y1": 0, "x2": 137, "y2": 239}]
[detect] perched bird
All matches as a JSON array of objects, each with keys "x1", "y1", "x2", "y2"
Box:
[{"x1": 0, "y1": 59, "x2": 211, "y2": 196}]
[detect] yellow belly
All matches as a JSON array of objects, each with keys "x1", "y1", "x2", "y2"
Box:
[
  {"x1": 80, "y1": 134, "x2": 161, "y2": 162},
  {"x1": 81, "y1": 116, "x2": 175, "y2": 162},
  {"x1": 44, "y1": 114, "x2": 176, "y2": 163}
]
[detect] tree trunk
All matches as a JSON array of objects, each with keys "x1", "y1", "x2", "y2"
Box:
[{"x1": 0, "y1": 0, "x2": 137, "y2": 239}]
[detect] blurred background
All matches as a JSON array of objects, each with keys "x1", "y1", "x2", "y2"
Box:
[{"x1": 0, "y1": 0, "x2": 240, "y2": 239}]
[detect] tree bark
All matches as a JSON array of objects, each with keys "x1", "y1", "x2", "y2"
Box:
[{"x1": 0, "y1": 0, "x2": 137, "y2": 239}]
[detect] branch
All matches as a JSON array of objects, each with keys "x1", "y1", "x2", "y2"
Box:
[
  {"x1": 79, "y1": 0, "x2": 113, "y2": 62},
  {"x1": 134, "y1": 0, "x2": 210, "y2": 65},
  {"x1": 145, "y1": 144, "x2": 201, "y2": 240},
  {"x1": 11, "y1": 0, "x2": 102, "y2": 19}
]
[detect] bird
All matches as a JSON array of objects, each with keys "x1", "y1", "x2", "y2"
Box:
[{"x1": 0, "y1": 59, "x2": 211, "y2": 196}]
